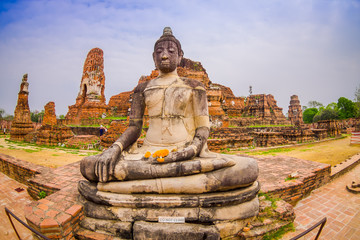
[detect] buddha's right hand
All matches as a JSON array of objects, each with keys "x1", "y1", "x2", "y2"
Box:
[{"x1": 93, "y1": 144, "x2": 122, "y2": 182}]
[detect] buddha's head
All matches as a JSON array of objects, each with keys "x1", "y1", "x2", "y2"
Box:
[{"x1": 153, "y1": 27, "x2": 183, "y2": 73}]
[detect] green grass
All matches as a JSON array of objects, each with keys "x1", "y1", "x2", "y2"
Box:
[
  {"x1": 250, "y1": 148, "x2": 294, "y2": 156},
  {"x1": 24, "y1": 149, "x2": 40, "y2": 153},
  {"x1": 52, "y1": 154, "x2": 60, "y2": 156},
  {"x1": 104, "y1": 116, "x2": 127, "y2": 120},
  {"x1": 300, "y1": 148, "x2": 312, "y2": 152},
  {"x1": 247, "y1": 124, "x2": 293, "y2": 128},
  {"x1": 263, "y1": 223, "x2": 295, "y2": 240},
  {"x1": 285, "y1": 176, "x2": 297, "y2": 181}
]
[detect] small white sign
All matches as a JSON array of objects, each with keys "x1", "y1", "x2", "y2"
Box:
[{"x1": 158, "y1": 216, "x2": 185, "y2": 223}]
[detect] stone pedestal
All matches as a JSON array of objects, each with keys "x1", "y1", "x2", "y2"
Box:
[{"x1": 78, "y1": 180, "x2": 260, "y2": 239}]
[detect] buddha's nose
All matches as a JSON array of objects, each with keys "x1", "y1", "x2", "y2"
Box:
[{"x1": 161, "y1": 55, "x2": 168, "y2": 60}]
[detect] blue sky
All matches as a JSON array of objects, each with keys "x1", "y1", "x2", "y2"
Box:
[{"x1": 0, "y1": 0, "x2": 359, "y2": 116}]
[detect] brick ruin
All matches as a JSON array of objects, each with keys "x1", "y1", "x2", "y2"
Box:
[
  {"x1": 65, "y1": 48, "x2": 109, "y2": 124},
  {"x1": 288, "y1": 95, "x2": 303, "y2": 125},
  {"x1": 10, "y1": 74, "x2": 34, "y2": 141},
  {"x1": 8, "y1": 53, "x2": 345, "y2": 150},
  {"x1": 100, "y1": 57, "x2": 345, "y2": 149},
  {"x1": 241, "y1": 94, "x2": 289, "y2": 125},
  {"x1": 42, "y1": 101, "x2": 57, "y2": 125},
  {"x1": 35, "y1": 102, "x2": 73, "y2": 146}
]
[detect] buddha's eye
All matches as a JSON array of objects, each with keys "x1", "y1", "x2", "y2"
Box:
[
  {"x1": 168, "y1": 48, "x2": 175, "y2": 53},
  {"x1": 156, "y1": 48, "x2": 163, "y2": 53}
]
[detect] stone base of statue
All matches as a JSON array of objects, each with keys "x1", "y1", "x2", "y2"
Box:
[{"x1": 78, "y1": 155, "x2": 261, "y2": 239}]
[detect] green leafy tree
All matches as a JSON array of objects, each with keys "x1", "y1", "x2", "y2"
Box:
[
  {"x1": 0, "y1": 108, "x2": 4, "y2": 119},
  {"x1": 355, "y1": 85, "x2": 360, "y2": 117},
  {"x1": 31, "y1": 110, "x2": 44, "y2": 123},
  {"x1": 337, "y1": 97, "x2": 356, "y2": 119},
  {"x1": 326, "y1": 102, "x2": 338, "y2": 111},
  {"x1": 313, "y1": 109, "x2": 339, "y2": 122},
  {"x1": 308, "y1": 101, "x2": 323, "y2": 109},
  {"x1": 355, "y1": 84, "x2": 360, "y2": 103},
  {"x1": 303, "y1": 108, "x2": 318, "y2": 123}
]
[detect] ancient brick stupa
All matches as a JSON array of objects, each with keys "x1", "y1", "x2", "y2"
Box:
[
  {"x1": 66, "y1": 48, "x2": 109, "y2": 124},
  {"x1": 36, "y1": 102, "x2": 73, "y2": 146},
  {"x1": 10, "y1": 74, "x2": 34, "y2": 141},
  {"x1": 288, "y1": 95, "x2": 303, "y2": 125},
  {"x1": 242, "y1": 94, "x2": 289, "y2": 125}
]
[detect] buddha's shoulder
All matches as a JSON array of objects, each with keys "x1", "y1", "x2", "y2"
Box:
[{"x1": 180, "y1": 77, "x2": 206, "y2": 90}]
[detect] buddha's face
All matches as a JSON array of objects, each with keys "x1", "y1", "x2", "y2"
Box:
[{"x1": 153, "y1": 41, "x2": 182, "y2": 73}]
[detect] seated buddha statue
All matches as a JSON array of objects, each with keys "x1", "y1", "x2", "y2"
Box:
[{"x1": 79, "y1": 27, "x2": 258, "y2": 196}]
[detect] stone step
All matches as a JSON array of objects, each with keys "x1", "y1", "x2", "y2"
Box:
[
  {"x1": 79, "y1": 217, "x2": 132, "y2": 239},
  {"x1": 75, "y1": 227, "x2": 127, "y2": 240}
]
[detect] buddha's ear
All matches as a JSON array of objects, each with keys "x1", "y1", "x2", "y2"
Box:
[
  {"x1": 152, "y1": 52, "x2": 157, "y2": 68},
  {"x1": 177, "y1": 50, "x2": 183, "y2": 66}
]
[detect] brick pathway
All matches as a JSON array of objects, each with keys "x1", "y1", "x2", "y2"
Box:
[
  {"x1": 284, "y1": 162, "x2": 360, "y2": 240},
  {"x1": 0, "y1": 172, "x2": 34, "y2": 240}
]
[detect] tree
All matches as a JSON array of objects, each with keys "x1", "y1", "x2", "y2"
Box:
[
  {"x1": 303, "y1": 108, "x2": 318, "y2": 123},
  {"x1": 313, "y1": 109, "x2": 339, "y2": 122},
  {"x1": 308, "y1": 101, "x2": 323, "y2": 109},
  {"x1": 337, "y1": 97, "x2": 356, "y2": 119},
  {"x1": 31, "y1": 110, "x2": 44, "y2": 123},
  {"x1": 355, "y1": 85, "x2": 360, "y2": 117},
  {"x1": 326, "y1": 102, "x2": 338, "y2": 111},
  {"x1": 0, "y1": 108, "x2": 4, "y2": 119},
  {"x1": 355, "y1": 84, "x2": 360, "y2": 103}
]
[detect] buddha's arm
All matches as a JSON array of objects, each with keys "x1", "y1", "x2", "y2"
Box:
[
  {"x1": 113, "y1": 89, "x2": 145, "y2": 151},
  {"x1": 87, "y1": 83, "x2": 146, "y2": 182}
]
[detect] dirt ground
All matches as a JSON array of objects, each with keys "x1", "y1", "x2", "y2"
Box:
[
  {"x1": 0, "y1": 136, "x2": 100, "y2": 168},
  {"x1": 0, "y1": 135, "x2": 359, "y2": 168},
  {"x1": 239, "y1": 136, "x2": 360, "y2": 166}
]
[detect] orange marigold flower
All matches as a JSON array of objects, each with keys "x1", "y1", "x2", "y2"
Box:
[
  {"x1": 157, "y1": 157, "x2": 165, "y2": 163},
  {"x1": 153, "y1": 149, "x2": 169, "y2": 158},
  {"x1": 144, "y1": 151, "x2": 151, "y2": 158}
]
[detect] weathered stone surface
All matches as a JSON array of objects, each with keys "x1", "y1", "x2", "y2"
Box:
[
  {"x1": 82, "y1": 197, "x2": 259, "y2": 222},
  {"x1": 100, "y1": 120, "x2": 129, "y2": 148},
  {"x1": 79, "y1": 180, "x2": 259, "y2": 208},
  {"x1": 36, "y1": 125, "x2": 74, "y2": 146},
  {"x1": 133, "y1": 221, "x2": 220, "y2": 240},
  {"x1": 315, "y1": 120, "x2": 341, "y2": 137},
  {"x1": 80, "y1": 217, "x2": 132, "y2": 239},
  {"x1": 108, "y1": 91, "x2": 132, "y2": 116},
  {"x1": 35, "y1": 102, "x2": 74, "y2": 146},
  {"x1": 10, "y1": 74, "x2": 34, "y2": 141},
  {"x1": 96, "y1": 156, "x2": 258, "y2": 194},
  {"x1": 42, "y1": 101, "x2": 57, "y2": 125},
  {"x1": 242, "y1": 94, "x2": 289, "y2": 125},
  {"x1": 287, "y1": 95, "x2": 303, "y2": 125},
  {"x1": 66, "y1": 48, "x2": 109, "y2": 124}
]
